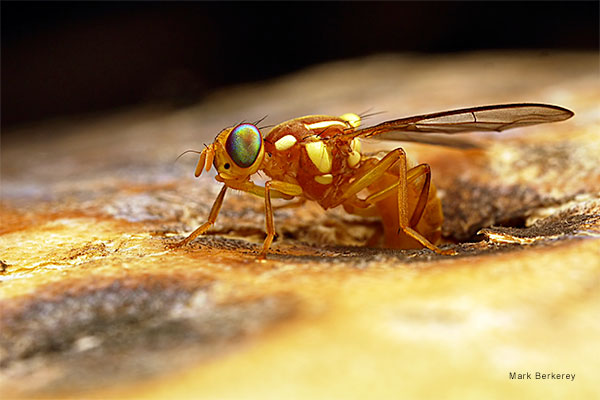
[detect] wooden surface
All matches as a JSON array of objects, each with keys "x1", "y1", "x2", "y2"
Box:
[{"x1": 1, "y1": 51, "x2": 599, "y2": 399}]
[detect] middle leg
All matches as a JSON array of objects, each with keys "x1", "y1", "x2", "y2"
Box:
[{"x1": 259, "y1": 180, "x2": 303, "y2": 259}]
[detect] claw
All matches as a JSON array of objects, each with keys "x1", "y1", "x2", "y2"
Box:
[
  {"x1": 438, "y1": 248, "x2": 458, "y2": 256},
  {"x1": 168, "y1": 240, "x2": 188, "y2": 250},
  {"x1": 397, "y1": 227, "x2": 456, "y2": 255}
]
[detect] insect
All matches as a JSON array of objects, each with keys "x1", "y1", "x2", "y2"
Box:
[{"x1": 176, "y1": 103, "x2": 573, "y2": 258}]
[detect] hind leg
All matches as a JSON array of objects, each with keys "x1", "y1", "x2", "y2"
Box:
[{"x1": 336, "y1": 149, "x2": 453, "y2": 255}]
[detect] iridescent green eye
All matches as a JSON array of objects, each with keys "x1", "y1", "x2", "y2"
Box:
[{"x1": 225, "y1": 124, "x2": 262, "y2": 168}]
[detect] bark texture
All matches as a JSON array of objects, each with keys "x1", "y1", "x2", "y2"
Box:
[{"x1": 1, "y1": 52, "x2": 599, "y2": 399}]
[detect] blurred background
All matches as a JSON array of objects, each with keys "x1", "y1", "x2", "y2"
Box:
[{"x1": 2, "y1": 1, "x2": 598, "y2": 133}]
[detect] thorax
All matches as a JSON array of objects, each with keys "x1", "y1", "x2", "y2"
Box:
[{"x1": 261, "y1": 115, "x2": 362, "y2": 205}]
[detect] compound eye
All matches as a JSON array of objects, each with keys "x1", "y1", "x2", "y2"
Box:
[{"x1": 225, "y1": 124, "x2": 262, "y2": 168}]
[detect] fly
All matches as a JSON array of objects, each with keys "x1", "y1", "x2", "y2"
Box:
[{"x1": 175, "y1": 103, "x2": 573, "y2": 258}]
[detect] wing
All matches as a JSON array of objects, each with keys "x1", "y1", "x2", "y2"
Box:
[{"x1": 352, "y1": 103, "x2": 574, "y2": 147}]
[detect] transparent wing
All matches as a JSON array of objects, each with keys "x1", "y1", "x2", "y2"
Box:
[
  {"x1": 352, "y1": 104, "x2": 574, "y2": 146},
  {"x1": 362, "y1": 133, "x2": 484, "y2": 149}
]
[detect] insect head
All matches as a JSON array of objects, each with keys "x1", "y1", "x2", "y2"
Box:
[{"x1": 194, "y1": 123, "x2": 265, "y2": 181}]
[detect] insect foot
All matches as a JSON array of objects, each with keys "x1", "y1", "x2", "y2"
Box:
[
  {"x1": 438, "y1": 248, "x2": 458, "y2": 256},
  {"x1": 167, "y1": 241, "x2": 186, "y2": 250}
]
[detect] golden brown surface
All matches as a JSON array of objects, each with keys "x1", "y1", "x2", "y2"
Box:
[{"x1": 1, "y1": 52, "x2": 599, "y2": 399}]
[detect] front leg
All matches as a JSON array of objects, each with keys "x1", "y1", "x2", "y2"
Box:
[{"x1": 175, "y1": 184, "x2": 228, "y2": 247}]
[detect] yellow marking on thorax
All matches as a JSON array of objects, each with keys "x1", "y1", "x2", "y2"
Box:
[
  {"x1": 305, "y1": 140, "x2": 332, "y2": 173},
  {"x1": 304, "y1": 120, "x2": 347, "y2": 130},
  {"x1": 340, "y1": 113, "x2": 361, "y2": 128},
  {"x1": 274, "y1": 134, "x2": 297, "y2": 151},
  {"x1": 347, "y1": 138, "x2": 362, "y2": 168},
  {"x1": 314, "y1": 174, "x2": 333, "y2": 185}
]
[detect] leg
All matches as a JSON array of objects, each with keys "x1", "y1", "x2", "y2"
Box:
[
  {"x1": 396, "y1": 161, "x2": 453, "y2": 254},
  {"x1": 259, "y1": 180, "x2": 303, "y2": 259},
  {"x1": 365, "y1": 164, "x2": 431, "y2": 228},
  {"x1": 343, "y1": 200, "x2": 380, "y2": 217},
  {"x1": 338, "y1": 149, "x2": 453, "y2": 255},
  {"x1": 404, "y1": 164, "x2": 431, "y2": 228},
  {"x1": 344, "y1": 163, "x2": 430, "y2": 228},
  {"x1": 175, "y1": 185, "x2": 228, "y2": 247},
  {"x1": 260, "y1": 181, "x2": 276, "y2": 259}
]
